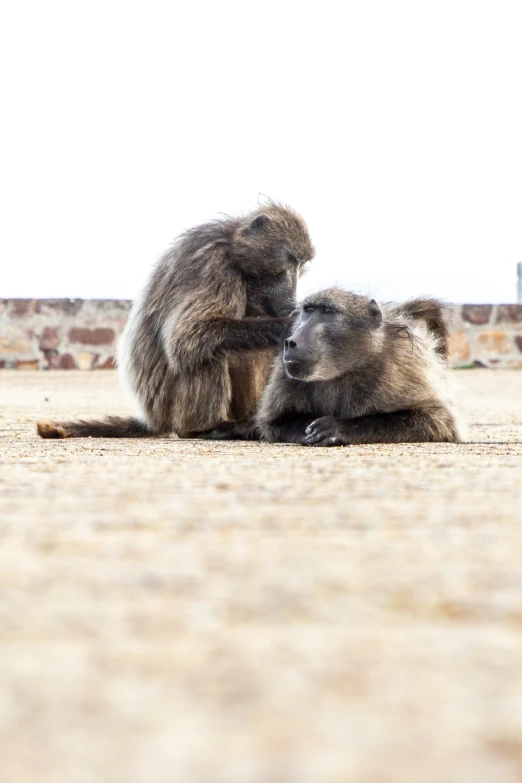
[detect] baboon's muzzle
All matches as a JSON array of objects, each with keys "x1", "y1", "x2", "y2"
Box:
[{"x1": 283, "y1": 337, "x2": 314, "y2": 380}]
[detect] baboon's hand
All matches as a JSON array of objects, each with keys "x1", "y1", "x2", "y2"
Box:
[
  {"x1": 272, "y1": 316, "x2": 295, "y2": 337},
  {"x1": 304, "y1": 416, "x2": 344, "y2": 447},
  {"x1": 259, "y1": 296, "x2": 296, "y2": 319},
  {"x1": 275, "y1": 315, "x2": 295, "y2": 327}
]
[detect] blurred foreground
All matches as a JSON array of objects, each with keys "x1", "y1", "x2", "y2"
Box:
[{"x1": 1, "y1": 370, "x2": 522, "y2": 783}]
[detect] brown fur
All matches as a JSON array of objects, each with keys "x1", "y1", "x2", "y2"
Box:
[
  {"x1": 36, "y1": 421, "x2": 69, "y2": 439},
  {"x1": 396, "y1": 297, "x2": 450, "y2": 357},
  {"x1": 256, "y1": 288, "x2": 465, "y2": 446},
  {"x1": 37, "y1": 203, "x2": 314, "y2": 439}
]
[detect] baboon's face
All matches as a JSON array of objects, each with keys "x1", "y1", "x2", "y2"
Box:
[
  {"x1": 245, "y1": 265, "x2": 300, "y2": 318},
  {"x1": 234, "y1": 205, "x2": 315, "y2": 318},
  {"x1": 283, "y1": 290, "x2": 383, "y2": 381}
]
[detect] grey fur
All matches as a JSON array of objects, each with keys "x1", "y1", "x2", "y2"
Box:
[
  {"x1": 256, "y1": 288, "x2": 465, "y2": 446},
  {"x1": 37, "y1": 203, "x2": 315, "y2": 439}
]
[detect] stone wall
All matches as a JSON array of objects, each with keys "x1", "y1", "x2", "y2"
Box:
[
  {"x1": 448, "y1": 304, "x2": 522, "y2": 368},
  {"x1": 0, "y1": 299, "x2": 131, "y2": 370},
  {"x1": 0, "y1": 299, "x2": 521, "y2": 370}
]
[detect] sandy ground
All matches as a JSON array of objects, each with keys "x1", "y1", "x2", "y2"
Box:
[{"x1": 0, "y1": 369, "x2": 521, "y2": 783}]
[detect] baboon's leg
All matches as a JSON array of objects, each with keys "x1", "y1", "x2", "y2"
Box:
[
  {"x1": 304, "y1": 407, "x2": 461, "y2": 446},
  {"x1": 260, "y1": 413, "x2": 318, "y2": 444},
  {"x1": 175, "y1": 318, "x2": 290, "y2": 367},
  {"x1": 183, "y1": 418, "x2": 260, "y2": 441}
]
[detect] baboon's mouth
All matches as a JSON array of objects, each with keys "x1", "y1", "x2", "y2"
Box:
[{"x1": 284, "y1": 359, "x2": 313, "y2": 381}]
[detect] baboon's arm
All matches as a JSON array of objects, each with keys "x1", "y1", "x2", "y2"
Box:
[
  {"x1": 304, "y1": 407, "x2": 461, "y2": 446},
  {"x1": 210, "y1": 316, "x2": 292, "y2": 353},
  {"x1": 170, "y1": 316, "x2": 292, "y2": 367}
]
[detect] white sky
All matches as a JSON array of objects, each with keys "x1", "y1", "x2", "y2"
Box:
[{"x1": 1, "y1": 0, "x2": 521, "y2": 304}]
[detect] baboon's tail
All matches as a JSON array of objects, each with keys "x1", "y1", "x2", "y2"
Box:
[
  {"x1": 401, "y1": 297, "x2": 450, "y2": 358},
  {"x1": 36, "y1": 415, "x2": 153, "y2": 439}
]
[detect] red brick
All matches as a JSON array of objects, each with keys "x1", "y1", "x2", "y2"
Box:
[
  {"x1": 68, "y1": 327, "x2": 115, "y2": 346},
  {"x1": 39, "y1": 327, "x2": 59, "y2": 351},
  {"x1": 496, "y1": 305, "x2": 522, "y2": 323},
  {"x1": 95, "y1": 356, "x2": 116, "y2": 370},
  {"x1": 36, "y1": 299, "x2": 84, "y2": 316},
  {"x1": 8, "y1": 299, "x2": 36, "y2": 318},
  {"x1": 0, "y1": 360, "x2": 5, "y2": 369},
  {"x1": 515, "y1": 336, "x2": 522, "y2": 353},
  {"x1": 68, "y1": 328, "x2": 89, "y2": 344},
  {"x1": 462, "y1": 305, "x2": 492, "y2": 325},
  {"x1": 59, "y1": 353, "x2": 77, "y2": 369}
]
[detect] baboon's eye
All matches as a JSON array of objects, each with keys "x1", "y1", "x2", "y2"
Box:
[
  {"x1": 303, "y1": 305, "x2": 315, "y2": 313},
  {"x1": 322, "y1": 306, "x2": 336, "y2": 314}
]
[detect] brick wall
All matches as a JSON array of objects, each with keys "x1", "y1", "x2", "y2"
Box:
[
  {"x1": 0, "y1": 299, "x2": 521, "y2": 370},
  {"x1": 0, "y1": 299, "x2": 131, "y2": 370},
  {"x1": 448, "y1": 304, "x2": 522, "y2": 368}
]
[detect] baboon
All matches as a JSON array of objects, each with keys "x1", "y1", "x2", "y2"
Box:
[
  {"x1": 256, "y1": 288, "x2": 465, "y2": 445},
  {"x1": 37, "y1": 203, "x2": 315, "y2": 439}
]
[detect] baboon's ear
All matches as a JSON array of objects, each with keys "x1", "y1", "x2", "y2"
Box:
[
  {"x1": 369, "y1": 299, "x2": 382, "y2": 327},
  {"x1": 248, "y1": 214, "x2": 271, "y2": 233}
]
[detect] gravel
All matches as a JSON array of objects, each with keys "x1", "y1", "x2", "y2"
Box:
[{"x1": 1, "y1": 368, "x2": 521, "y2": 783}]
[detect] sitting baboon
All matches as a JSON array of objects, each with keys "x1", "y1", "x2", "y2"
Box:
[
  {"x1": 37, "y1": 203, "x2": 315, "y2": 439},
  {"x1": 256, "y1": 288, "x2": 465, "y2": 445}
]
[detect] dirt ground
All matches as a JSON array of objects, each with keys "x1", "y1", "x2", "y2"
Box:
[{"x1": 0, "y1": 369, "x2": 521, "y2": 783}]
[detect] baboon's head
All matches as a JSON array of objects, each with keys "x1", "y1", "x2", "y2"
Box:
[
  {"x1": 283, "y1": 288, "x2": 384, "y2": 381},
  {"x1": 233, "y1": 203, "x2": 315, "y2": 318}
]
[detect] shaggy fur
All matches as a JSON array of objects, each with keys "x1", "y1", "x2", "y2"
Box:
[
  {"x1": 37, "y1": 203, "x2": 315, "y2": 439},
  {"x1": 394, "y1": 297, "x2": 451, "y2": 357},
  {"x1": 256, "y1": 288, "x2": 465, "y2": 446}
]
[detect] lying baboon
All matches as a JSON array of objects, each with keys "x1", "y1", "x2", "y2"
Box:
[
  {"x1": 37, "y1": 203, "x2": 315, "y2": 439},
  {"x1": 256, "y1": 288, "x2": 465, "y2": 445}
]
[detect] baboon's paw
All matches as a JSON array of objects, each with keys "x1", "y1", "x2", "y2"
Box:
[{"x1": 304, "y1": 416, "x2": 343, "y2": 447}]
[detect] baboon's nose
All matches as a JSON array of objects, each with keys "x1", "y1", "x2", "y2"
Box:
[{"x1": 285, "y1": 339, "x2": 297, "y2": 350}]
